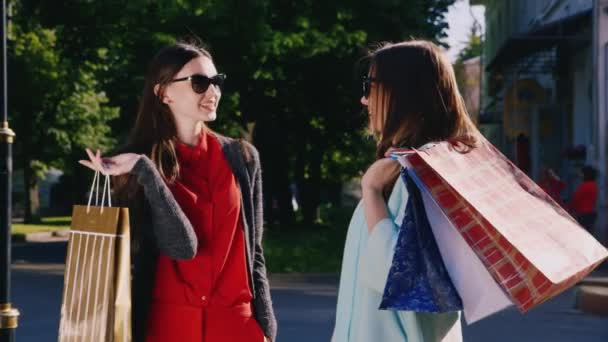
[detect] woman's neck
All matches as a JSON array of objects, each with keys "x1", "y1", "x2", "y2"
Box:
[{"x1": 176, "y1": 120, "x2": 204, "y2": 146}]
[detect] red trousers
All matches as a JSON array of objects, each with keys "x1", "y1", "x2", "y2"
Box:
[{"x1": 145, "y1": 300, "x2": 265, "y2": 342}]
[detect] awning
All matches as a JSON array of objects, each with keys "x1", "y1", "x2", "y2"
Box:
[{"x1": 486, "y1": 10, "x2": 592, "y2": 72}]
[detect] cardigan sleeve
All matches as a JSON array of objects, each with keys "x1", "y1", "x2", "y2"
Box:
[
  {"x1": 130, "y1": 155, "x2": 198, "y2": 260},
  {"x1": 248, "y1": 144, "x2": 278, "y2": 341}
]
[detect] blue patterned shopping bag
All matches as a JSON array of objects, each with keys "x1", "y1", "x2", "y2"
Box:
[{"x1": 379, "y1": 168, "x2": 462, "y2": 312}]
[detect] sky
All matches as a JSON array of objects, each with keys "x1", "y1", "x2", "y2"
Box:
[{"x1": 443, "y1": 0, "x2": 486, "y2": 62}]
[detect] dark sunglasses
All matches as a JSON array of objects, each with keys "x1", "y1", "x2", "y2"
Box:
[
  {"x1": 171, "y1": 73, "x2": 227, "y2": 94},
  {"x1": 362, "y1": 76, "x2": 379, "y2": 98}
]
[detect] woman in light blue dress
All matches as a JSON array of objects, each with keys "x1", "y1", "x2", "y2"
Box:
[{"x1": 332, "y1": 40, "x2": 479, "y2": 342}]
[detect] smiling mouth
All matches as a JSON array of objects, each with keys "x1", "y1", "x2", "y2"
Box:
[{"x1": 200, "y1": 103, "x2": 216, "y2": 111}]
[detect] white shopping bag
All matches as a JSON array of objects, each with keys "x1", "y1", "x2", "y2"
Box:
[{"x1": 400, "y1": 157, "x2": 513, "y2": 324}]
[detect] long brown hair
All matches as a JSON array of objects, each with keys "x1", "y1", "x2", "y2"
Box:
[
  {"x1": 365, "y1": 40, "x2": 479, "y2": 194},
  {"x1": 114, "y1": 42, "x2": 213, "y2": 202}
]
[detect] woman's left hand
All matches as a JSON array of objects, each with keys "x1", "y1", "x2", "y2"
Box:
[{"x1": 361, "y1": 158, "x2": 400, "y2": 192}]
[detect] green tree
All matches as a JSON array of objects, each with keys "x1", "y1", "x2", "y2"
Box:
[
  {"x1": 248, "y1": 0, "x2": 455, "y2": 224},
  {"x1": 10, "y1": 0, "x2": 455, "y2": 226},
  {"x1": 456, "y1": 25, "x2": 483, "y2": 63},
  {"x1": 454, "y1": 23, "x2": 483, "y2": 111},
  {"x1": 8, "y1": 19, "x2": 119, "y2": 222}
]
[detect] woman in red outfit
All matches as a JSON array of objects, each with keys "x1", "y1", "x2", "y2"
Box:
[
  {"x1": 79, "y1": 42, "x2": 276, "y2": 341},
  {"x1": 538, "y1": 167, "x2": 566, "y2": 205},
  {"x1": 568, "y1": 165, "x2": 598, "y2": 233}
]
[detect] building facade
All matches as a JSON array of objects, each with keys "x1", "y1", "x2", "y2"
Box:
[{"x1": 474, "y1": 0, "x2": 608, "y2": 209}]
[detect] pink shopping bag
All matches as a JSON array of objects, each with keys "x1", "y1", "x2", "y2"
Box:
[{"x1": 393, "y1": 138, "x2": 608, "y2": 314}]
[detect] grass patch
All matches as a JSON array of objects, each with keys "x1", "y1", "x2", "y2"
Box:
[
  {"x1": 263, "y1": 204, "x2": 354, "y2": 273},
  {"x1": 9, "y1": 207, "x2": 356, "y2": 274},
  {"x1": 11, "y1": 216, "x2": 71, "y2": 236}
]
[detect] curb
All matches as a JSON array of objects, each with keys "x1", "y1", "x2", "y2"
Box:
[
  {"x1": 578, "y1": 276, "x2": 608, "y2": 287},
  {"x1": 12, "y1": 230, "x2": 70, "y2": 243},
  {"x1": 576, "y1": 285, "x2": 608, "y2": 316}
]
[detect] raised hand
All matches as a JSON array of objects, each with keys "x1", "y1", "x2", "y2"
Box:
[
  {"x1": 79, "y1": 148, "x2": 141, "y2": 176},
  {"x1": 79, "y1": 148, "x2": 105, "y2": 173}
]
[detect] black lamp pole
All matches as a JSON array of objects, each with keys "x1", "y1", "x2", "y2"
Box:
[{"x1": 0, "y1": 0, "x2": 18, "y2": 340}]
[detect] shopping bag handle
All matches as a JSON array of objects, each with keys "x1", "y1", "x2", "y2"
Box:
[{"x1": 86, "y1": 170, "x2": 112, "y2": 214}]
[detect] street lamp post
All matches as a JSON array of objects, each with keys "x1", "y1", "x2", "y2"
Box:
[{"x1": 0, "y1": 0, "x2": 18, "y2": 340}]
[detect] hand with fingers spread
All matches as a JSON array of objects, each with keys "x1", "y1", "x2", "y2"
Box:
[
  {"x1": 79, "y1": 148, "x2": 141, "y2": 176},
  {"x1": 79, "y1": 148, "x2": 103, "y2": 172}
]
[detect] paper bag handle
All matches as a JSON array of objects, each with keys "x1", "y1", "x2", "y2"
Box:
[{"x1": 86, "y1": 170, "x2": 112, "y2": 214}]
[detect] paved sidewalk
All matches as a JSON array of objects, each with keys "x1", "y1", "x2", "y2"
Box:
[
  {"x1": 11, "y1": 241, "x2": 340, "y2": 342},
  {"x1": 271, "y1": 274, "x2": 608, "y2": 342},
  {"x1": 10, "y1": 241, "x2": 608, "y2": 342},
  {"x1": 271, "y1": 274, "x2": 339, "y2": 341}
]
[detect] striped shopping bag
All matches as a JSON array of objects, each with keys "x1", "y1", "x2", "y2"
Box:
[{"x1": 58, "y1": 171, "x2": 131, "y2": 342}]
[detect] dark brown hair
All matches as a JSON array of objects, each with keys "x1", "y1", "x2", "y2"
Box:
[
  {"x1": 365, "y1": 40, "x2": 479, "y2": 194},
  {"x1": 582, "y1": 165, "x2": 597, "y2": 181},
  {"x1": 114, "y1": 42, "x2": 213, "y2": 201}
]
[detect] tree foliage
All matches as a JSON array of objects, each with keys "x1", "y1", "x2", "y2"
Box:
[{"x1": 9, "y1": 0, "x2": 454, "y2": 224}]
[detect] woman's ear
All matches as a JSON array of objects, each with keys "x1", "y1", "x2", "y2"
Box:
[{"x1": 154, "y1": 84, "x2": 172, "y2": 105}]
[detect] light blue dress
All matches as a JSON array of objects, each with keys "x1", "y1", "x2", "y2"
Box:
[{"x1": 332, "y1": 179, "x2": 463, "y2": 342}]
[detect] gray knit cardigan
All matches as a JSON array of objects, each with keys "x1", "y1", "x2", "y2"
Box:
[{"x1": 126, "y1": 134, "x2": 276, "y2": 341}]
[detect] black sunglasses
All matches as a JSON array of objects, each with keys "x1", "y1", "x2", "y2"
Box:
[
  {"x1": 171, "y1": 73, "x2": 227, "y2": 94},
  {"x1": 362, "y1": 76, "x2": 379, "y2": 98}
]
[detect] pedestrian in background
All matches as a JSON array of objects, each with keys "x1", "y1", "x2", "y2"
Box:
[
  {"x1": 539, "y1": 166, "x2": 566, "y2": 206},
  {"x1": 568, "y1": 165, "x2": 598, "y2": 233}
]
